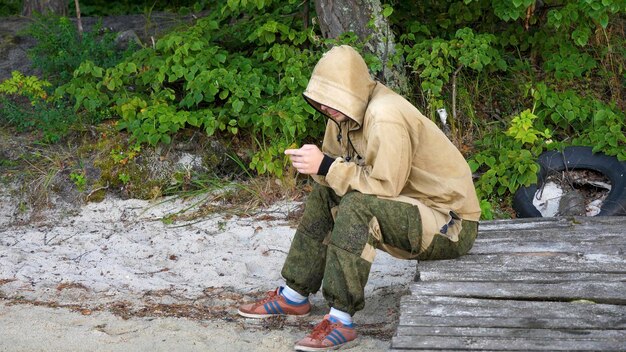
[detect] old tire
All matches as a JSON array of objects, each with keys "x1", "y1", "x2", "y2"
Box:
[{"x1": 513, "y1": 146, "x2": 626, "y2": 217}]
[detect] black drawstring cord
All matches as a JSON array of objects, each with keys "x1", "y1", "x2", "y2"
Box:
[{"x1": 336, "y1": 122, "x2": 361, "y2": 162}]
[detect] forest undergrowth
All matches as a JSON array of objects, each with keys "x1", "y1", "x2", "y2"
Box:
[{"x1": 1, "y1": 0, "x2": 625, "y2": 221}]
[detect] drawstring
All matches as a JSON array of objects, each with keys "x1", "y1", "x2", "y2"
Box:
[
  {"x1": 336, "y1": 124, "x2": 342, "y2": 143},
  {"x1": 335, "y1": 122, "x2": 361, "y2": 162}
]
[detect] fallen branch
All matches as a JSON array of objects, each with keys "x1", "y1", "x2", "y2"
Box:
[{"x1": 86, "y1": 183, "x2": 109, "y2": 201}]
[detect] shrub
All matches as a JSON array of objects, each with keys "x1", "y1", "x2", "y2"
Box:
[
  {"x1": 26, "y1": 15, "x2": 137, "y2": 85},
  {"x1": 57, "y1": 1, "x2": 336, "y2": 177},
  {"x1": 0, "y1": 71, "x2": 73, "y2": 143}
]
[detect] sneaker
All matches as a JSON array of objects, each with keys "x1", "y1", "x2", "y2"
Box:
[
  {"x1": 294, "y1": 315, "x2": 357, "y2": 351},
  {"x1": 237, "y1": 287, "x2": 311, "y2": 318}
]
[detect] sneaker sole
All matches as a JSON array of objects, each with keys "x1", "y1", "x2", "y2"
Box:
[
  {"x1": 294, "y1": 339, "x2": 357, "y2": 351},
  {"x1": 237, "y1": 309, "x2": 311, "y2": 319}
]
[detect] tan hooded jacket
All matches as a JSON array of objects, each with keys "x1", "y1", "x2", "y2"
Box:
[{"x1": 303, "y1": 45, "x2": 481, "y2": 256}]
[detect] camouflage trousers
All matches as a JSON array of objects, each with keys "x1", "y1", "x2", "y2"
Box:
[{"x1": 281, "y1": 184, "x2": 478, "y2": 315}]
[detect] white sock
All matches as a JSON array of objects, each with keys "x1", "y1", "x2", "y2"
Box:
[
  {"x1": 329, "y1": 307, "x2": 353, "y2": 326},
  {"x1": 281, "y1": 285, "x2": 308, "y2": 303}
]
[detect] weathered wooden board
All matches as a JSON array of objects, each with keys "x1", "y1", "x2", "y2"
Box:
[
  {"x1": 390, "y1": 334, "x2": 626, "y2": 351},
  {"x1": 470, "y1": 234, "x2": 626, "y2": 254},
  {"x1": 477, "y1": 216, "x2": 626, "y2": 233},
  {"x1": 394, "y1": 326, "x2": 626, "y2": 340},
  {"x1": 418, "y1": 252, "x2": 626, "y2": 273},
  {"x1": 409, "y1": 280, "x2": 626, "y2": 304},
  {"x1": 418, "y1": 270, "x2": 625, "y2": 282},
  {"x1": 399, "y1": 297, "x2": 626, "y2": 328},
  {"x1": 390, "y1": 216, "x2": 626, "y2": 351},
  {"x1": 400, "y1": 296, "x2": 626, "y2": 316}
]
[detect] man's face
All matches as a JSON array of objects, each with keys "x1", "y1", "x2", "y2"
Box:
[{"x1": 320, "y1": 105, "x2": 349, "y2": 123}]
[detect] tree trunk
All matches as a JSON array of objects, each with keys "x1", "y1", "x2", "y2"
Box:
[
  {"x1": 22, "y1": 0, "x2": 68, "y2": 17},
  {"x1": 314, "y1": 0, "x2": 407, "y2": 93}
]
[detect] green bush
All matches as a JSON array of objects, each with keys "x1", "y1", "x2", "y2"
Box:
[
  {"x1": 26, "y1": 15, "x2": 137, "y2": 85},
  {"x1": 47, "y1": 0, "x2": 625, "y2": 218},
  {"x1": 0, "y1": 71, "x2": 102, "y2": 143},
  {"x1": 57, "y1": 0, "x2": 336, "y2": 177},
  {"x1": 392, "y1": 1, "x2": 625, "y2": 217},
  {"x1": 0, "y1": 0, "x2": 20, "y2": 16}
]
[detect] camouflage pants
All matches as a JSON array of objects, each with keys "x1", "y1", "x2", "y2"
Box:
[{"x1": 281, "y1": 184, "x2": 478, "y2": 315}]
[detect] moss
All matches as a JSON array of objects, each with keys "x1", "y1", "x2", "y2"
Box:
[{"x1": 202, "y1": 153, "x2": 221, "y2": 172}]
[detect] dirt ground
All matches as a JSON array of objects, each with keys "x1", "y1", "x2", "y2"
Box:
[{"x1": 0, "y1": 189, "x2": 416, "y2": 351}]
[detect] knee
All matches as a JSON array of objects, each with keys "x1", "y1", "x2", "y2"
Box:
[
  {"x1": 337, "y1": 191, "x2": 368, "y2": 212},
  {"x1": 328, "y1": 192, "x2": 372, "y2": 254}
]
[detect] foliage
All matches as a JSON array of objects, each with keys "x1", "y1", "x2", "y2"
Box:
[
  {"x1": 57, "y1": 0, "x2": 336, "y2": 177},
  {"x1": 389, "y1": 1, "x2": 626, "y2": 217},
  {"x1": 70, "y1": 171, "x2": 87, "y2": 192},
  {"x1": 12, "y1": 1, "x2": 625, "y2": 219},
  {"x1": 26, "y1": 15, "x2": 137, "y2": 85},
  {"x1": 401, "y1": 27, "x2": 506, "y2": 107},
  {"x1": 530, "y1": 83, "x2": 626, "y2": 160},
  {"x1": 0, "y1": 0, "x2": 20, "y2": 16},
  {"x1": 0, "y1": 71, "x2": 76, "y2": 143},
  {"x1": 0, "y1": 71, "x2": 51, "y2": 101},
  {"x1": 469, "y1": 108, "x2": 545, "y2": 203}
]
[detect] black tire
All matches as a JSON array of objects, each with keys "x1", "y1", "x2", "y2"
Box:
[{"x1": 513, "y1": 146, "x2": 626, "y2": 217}]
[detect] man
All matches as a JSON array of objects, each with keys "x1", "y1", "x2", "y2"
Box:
[{"x1": 238, "y1": 45, "x2": 481, "y2": 351}]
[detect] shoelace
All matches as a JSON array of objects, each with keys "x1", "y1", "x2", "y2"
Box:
[
  {"x1": 309, "y1": 319, "x2": 334, "y2": 341},
  {"x1": 253, "y1": 288, "x2": 279, "y2": 307}
]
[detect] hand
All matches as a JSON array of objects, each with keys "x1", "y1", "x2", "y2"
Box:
[{"x1": 284, "y1": 144, "x2": 324, "y2": 175}]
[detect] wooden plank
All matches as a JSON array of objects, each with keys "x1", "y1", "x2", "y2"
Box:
[
  {"x1": 390, "y1": 334, "x2": 626, "y2": 351},
  {"x1": 477, "y1": 218, "x2": 574, "y2": 232},
  {"x1": 394, "y1": 326, "x2": 626, "y2": 340},
  {"x1": 477, "y1": 226, "x2": 626, "y2": 238},
  {"x1": 419, "y1": 270, "x2": 625, "y2": 283},
  {"x1": 398, "y1": 297, "x2": 626, "y2": 328},
  {"x1": 391, "y1": 217, "x2": 626, "y2": 351},
  {"x1": 475, "y1": 230, "x2": 624, "y2": 244},
  {"x1": 400, "y1": 296, "x2": 626, "y2": 315},
  {"x1": 409, "y1": 281, "x2": 626, "y2": 304},
  {"x1": 478, "y1": 216, "x2": 626, "y2": 233},
  {"x1": 470, "y1": 236, "x2": 626, "y2": 255},
  {"x1": 418, "y1": 253, "x2": 626, "y2": 274},
  {"x1": 398, "y1": 315, "x2": 622, "y2": 331}
]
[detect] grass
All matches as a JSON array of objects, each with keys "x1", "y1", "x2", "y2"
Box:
[{"x1": 0, "y1": 122, "x2": 309, "y2": 226}]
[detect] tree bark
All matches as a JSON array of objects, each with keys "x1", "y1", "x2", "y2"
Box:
[
  {"x1": 74, "y1": 0, "x2": 83, "y2": 38},
  {"x1": 22, "y1": 0, "x2": 69, "y2": 17},
  {"x1": 314, "y1": 0, "x2": 407, "y2": 93}
]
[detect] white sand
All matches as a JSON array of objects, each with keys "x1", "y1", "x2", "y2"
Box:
[{"x1": 0, "y1": 191, "x2": 416, "y2": 351}]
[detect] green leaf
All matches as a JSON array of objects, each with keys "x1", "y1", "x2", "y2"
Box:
[
  {"x1": 382, "y1": 6, "x2": 393, "y2": 18},
  {"x1": 148, "y1": 134, "x2": 161, "y2": 146},
  {"x1": 232, "y1": 99, "x2": 244, "y2": 113}
]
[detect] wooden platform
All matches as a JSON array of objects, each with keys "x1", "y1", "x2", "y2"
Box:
[{"x1": 390, "y1": 216, "x2": 626, "y2": 351}]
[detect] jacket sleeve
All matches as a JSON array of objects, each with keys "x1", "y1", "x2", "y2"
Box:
[
  {"x1": 311, "y1": 119, "x2": 342, "y2": 187},
  {"x1": 324, "y1": 121, "x2": 412, "y2": 197}
]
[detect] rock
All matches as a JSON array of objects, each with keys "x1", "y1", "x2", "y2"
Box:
[
  {"x1": 558, "y1": 189, "x2": 586, "y2": 216},
  {"x1": 115, "y1": 30, "x2": 142, "y2": 50},
  {"x1": 0, "y1": 12, "x2": 205, "y2": 81},
  {"x1": 0, "y1": 16, "x2": 39, "y2": 80}
]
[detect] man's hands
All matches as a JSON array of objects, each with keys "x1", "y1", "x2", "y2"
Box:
[{"x1": 285, "y1": 144, "x2": 324, "y2": 175}]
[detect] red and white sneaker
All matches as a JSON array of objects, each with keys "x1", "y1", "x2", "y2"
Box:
[
  {"x1": 294, "y1": 315, "x2": 357, "y2": 351},
  {"x1": 237, "y1": 287, "x2": 311, "y2": 318}
]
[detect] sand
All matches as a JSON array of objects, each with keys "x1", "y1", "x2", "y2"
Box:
[{"x1": 0, "y1": 190, "x2": 416, "y2": 351}]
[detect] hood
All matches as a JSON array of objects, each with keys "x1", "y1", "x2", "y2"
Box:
[{"x1": 303, "y1": 45, "x2": 376, "y2": 126}]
